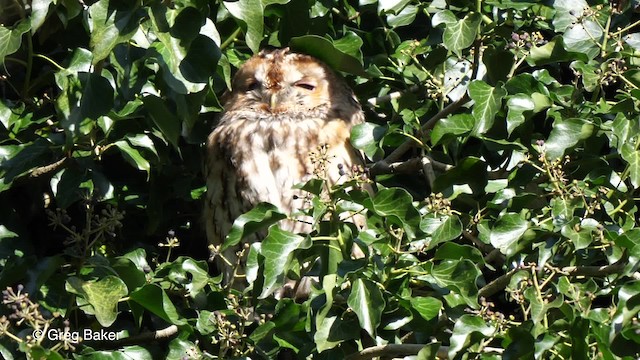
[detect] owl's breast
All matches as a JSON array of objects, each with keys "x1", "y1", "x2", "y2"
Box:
[{"x1": 212, "y1": 116, "x2": 323, "y2": 211}]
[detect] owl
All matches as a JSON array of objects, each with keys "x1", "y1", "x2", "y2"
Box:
[{"x1": 204, "y1": 48, "x2": 366, "y2": 284}]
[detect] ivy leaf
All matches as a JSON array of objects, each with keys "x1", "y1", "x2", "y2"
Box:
[
  {"x1": 290, "y1": 35, "x2": 366, "y2": 76},
  {"x1": 621, "y1": 144, "x2": 640, "y2": 189},
  {"x1": 141, "y1": 95, "x2": 181, "y2": 151},
  {"x1": 553, "y1": 0, "x2": 588, "y2": 32},
  {"x1": 114, "y1": 140, "x2": 151, "y2": 174},
  {"x1": 469, "y1": 80, "x2": 507, "y2": 135},
  {"x1": 528, "y1": 37, "x2": 588, "y2": 66},
  {"x1": 624, "y1": 33, "x2": 640, "y2": 51},
  {"x1": 432, "y1": 11, "x2": 481, "y2": 57},
  {"x1": 506, "y1": 95, "x2": 535, "y2": 135},
  {"x1": 30, "y1": 0, "x2": 54, "y2": 33},
  {"x1": 420, "y1": 214, "x2": 463, "y2": 249},
  {"x1": 224, "y1": 203, "x2": 287, "y2": 250},
  {"x1": 88, "y1": 0, "x2": 140, "y2": 64},
  {"x1": 387, "y1": 5, "x2": 419, "y2": 28},
  {"x1": 0, "y1": 19, "x2": 31, "y2": 64},
  {"x1": 562, "y1": 20, "x2": 602, "y2": 60},
  {"x1": 544, "y1": 118, "x2": 594, "y2": 160},
  {"x1": 259, "y1": 227, "x2": 310, "y2": 298},
  {"x1": 225, "y1": 0, "x2": 290, "y2": 54},
  {"x1": 410, "y1": 297, "x2": 442, "y2": 321},
  {"x1": 80, "y1": 73, "x2": 114, "y2": 120},
  {"x1": 351, "y1": 122, "x2": 386, "y2": 160},
  {"x1": 489, "y1": 212, "x2": 529, "y2": 256},
  {"x1": 129, "y1": 284, "x2": 187, "y2": 325},
  {"x1": 348, "y1": 278, "x2": 385, "y2": 337},
  {"x1": 448, "y1": 315, "x2": 495, "y2": 358},
  {"x1": 369, "y1": 188, "x2": 421, "y2": 239},
  {"x1": 422, "y1": 260, "x2": 480, "y2": 308},
  {"x1": 65, "y1": 276, "x2": 128, "y2": 327},
  {"x1": 431, "y1": 114, "x2": 474, "y2": 145}
]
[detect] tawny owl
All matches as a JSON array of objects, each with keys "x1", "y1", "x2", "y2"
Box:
[{"x1": 204, "y1": 48, "x2": 365, "y2": 284}]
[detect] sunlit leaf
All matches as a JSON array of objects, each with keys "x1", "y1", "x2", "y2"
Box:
[{"x1": 348, "y1": 278, "x2": 385, "y2": 337}]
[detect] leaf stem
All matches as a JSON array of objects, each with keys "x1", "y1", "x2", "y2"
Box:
[
  {"x1": 34, "y1": 54, "x2": 65, "y2": 71},
  {"x1": 22, "y1": 33, "x2": 34, "y2": 98},
  {"x1": 221, "y1": 27, "x2": 242, "y2": 50},
  {"x1": 611, "y1": 18, "x2": 640, "y2": 37},
  {"x1": 600, "y1": 12, "x2": 612, "y2": 58}
]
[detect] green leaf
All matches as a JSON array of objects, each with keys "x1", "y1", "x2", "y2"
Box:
[
  {"x1": 141, "y1": 95, "x2": 181, "y2": 151},
  {"x1": 571, "y1": 60, "x2": 600, "y2": 92},
  {"x1": 544, "y1": 118, "x2": 594, "y2": 160},
  {"x1": 420, "y1": 214, "x2": 463, "y2": 249},
  {"x1": 387, "y1": 5, "x2": 419, "y2": 28},
  {"x1": 369, "y1": 188, "x2": 421, "y2": 239},
  {"x1": 621, "y1": 144, "x2": 640, "y2": 189},
  {"x1": 609, "y1": 113, "x2": 639, "y2": 149},
  {"x1": 0, "y1": 139, "x2": 51, "y2": 192},
  {"x1": 410, "y1": 297, "x2": 442, "y2": 321},
  {"x1": 468, "y1": 80, "x2": 507, "y2": 135},
  {"x1": 553, "y1": 0, "x2": 588, "y2": 32},
  {"x1": 489, "y1": 212, "x2": 529, "y2": 256},
  {"x1": 348, "y1": 278, "x2": 385, "y2": 337},
  {"x1": 225, "y1": 0, "x2": 290, "y2": 54},
  {"x1": 506, "y1": 95, "x2": 535, "y2": 135},
  {"x1": 332, "y1": 31, "x2": 364, "y2": 62},
  {"x1": 196, "y1": 310, "x2": 217, "y2": 335},
  {"x1": 527, "y1": 37, "x2": 588, "y2": 66},
  {"x1": 0, "y1": 19, "x2": 31, "y2": 64},
  {"x1": 147, "y1": 5, "x2": 215, "y2": 94},
  {"x1": 433, "y1": 157, "x2": 488, "y2": 196},
  {"x1": 30, "y1": 0, "x2": 54, "y2": 33},
  {"x1": 50, "y1": 167, "x2": 87, "y2": 209},
  {"x1": 432, "y1": 11, "x2": 481, "y2": 57},
  {"x1": 430, "y1": 114, "x2": 474, "y2": 145},
  {"x1": 224, "y1": 203, "x2": 287, "y2": 250},
  {"x1": 65, "y1": 276, "x2": 128, "y2": 327},
  {"x1": 289, "y1": 35, "x2": 367, "y2": 76},
  {"x1": 562, "y1": 20, "x2": 602, "y2": 60},
  {"x1": 88, "y1": 0, "x2": 140, "y2": 64},
  {"x1": 449, "y1": 315, "x2": 495, "y2": 358},
  {"x1": 483, "y1": 46, "x2": 514, "y2": 84},
  {"x1": 128, "y1": 284, "x2": 187, "y2": 325},
  {"x1": 114, "y1": 140, "x2": 151, "y2": 174},
  {"x1": 422, "y1": 259, "x2": 480, "y2": 308},
  {"x1": 504, "y1": 326, "x2": 536, "y2": 359},
  {"x1": 433, "y1": 242, "x2": 484, "y2": 264},
  {"x1": 569, "y1": 317, "x2": 589, "y2": 358},
  {"x1": 259, "y1": 227, "x2": 310, "y2": 298},
  {"x1": 314, "y1": 315, "x2": 357, "y2": 352},
  {"x1": 624, "y1": 33, "x2": 640, "y2": 51},
  {"x1": 168, "y1": 338, "x2": 201, "y2": 359},
  {"x1": 351, "y1": 122, "x2": 386, "y2": 160},
  {"x1": 80, "y1": 73, "x2": 114, "y2": 120},
  {"x1": 180, "y1": 258, "x2": 210, "y2": 297}
]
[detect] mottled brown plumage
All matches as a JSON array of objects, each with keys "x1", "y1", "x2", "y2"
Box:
[{"x1": 204, "y1": 48, "x2": 365, "y2": 282}]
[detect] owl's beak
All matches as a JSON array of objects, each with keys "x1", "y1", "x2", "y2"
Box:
[{"x1": 269, "y1": 93, "x2": 278, "y2": 110}]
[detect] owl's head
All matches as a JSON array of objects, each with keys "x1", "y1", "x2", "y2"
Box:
[{"x1": 223, "y1": 48, "x2": 359, "y2": 118}]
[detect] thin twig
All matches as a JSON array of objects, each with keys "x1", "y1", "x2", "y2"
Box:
[
  {"x1": 87, "y1": 325, "x2": 179, "y2": 349},
  {"x1": 366, "y1": 85, "x2": 420, "y2": 107},
  {"x1": 370, "y1": 93, "x2": 470, "y2": 175},
  {"x1": 345, "y1": 344, "x2": 445, "y2": 360},
  {"x1": 29, "y1": 157, "x2": 68, "y2": 178},
  {"x1": 346, "y1": 343, "x2": 504, "y2": 359},
  {"x1": 369, "y1": 156, "x2": 453, "y2": 176}
]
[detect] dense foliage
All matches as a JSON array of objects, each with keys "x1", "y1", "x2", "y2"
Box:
[{"x1": 2, "y1": 0, "x2": 640, "y2": 358}]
